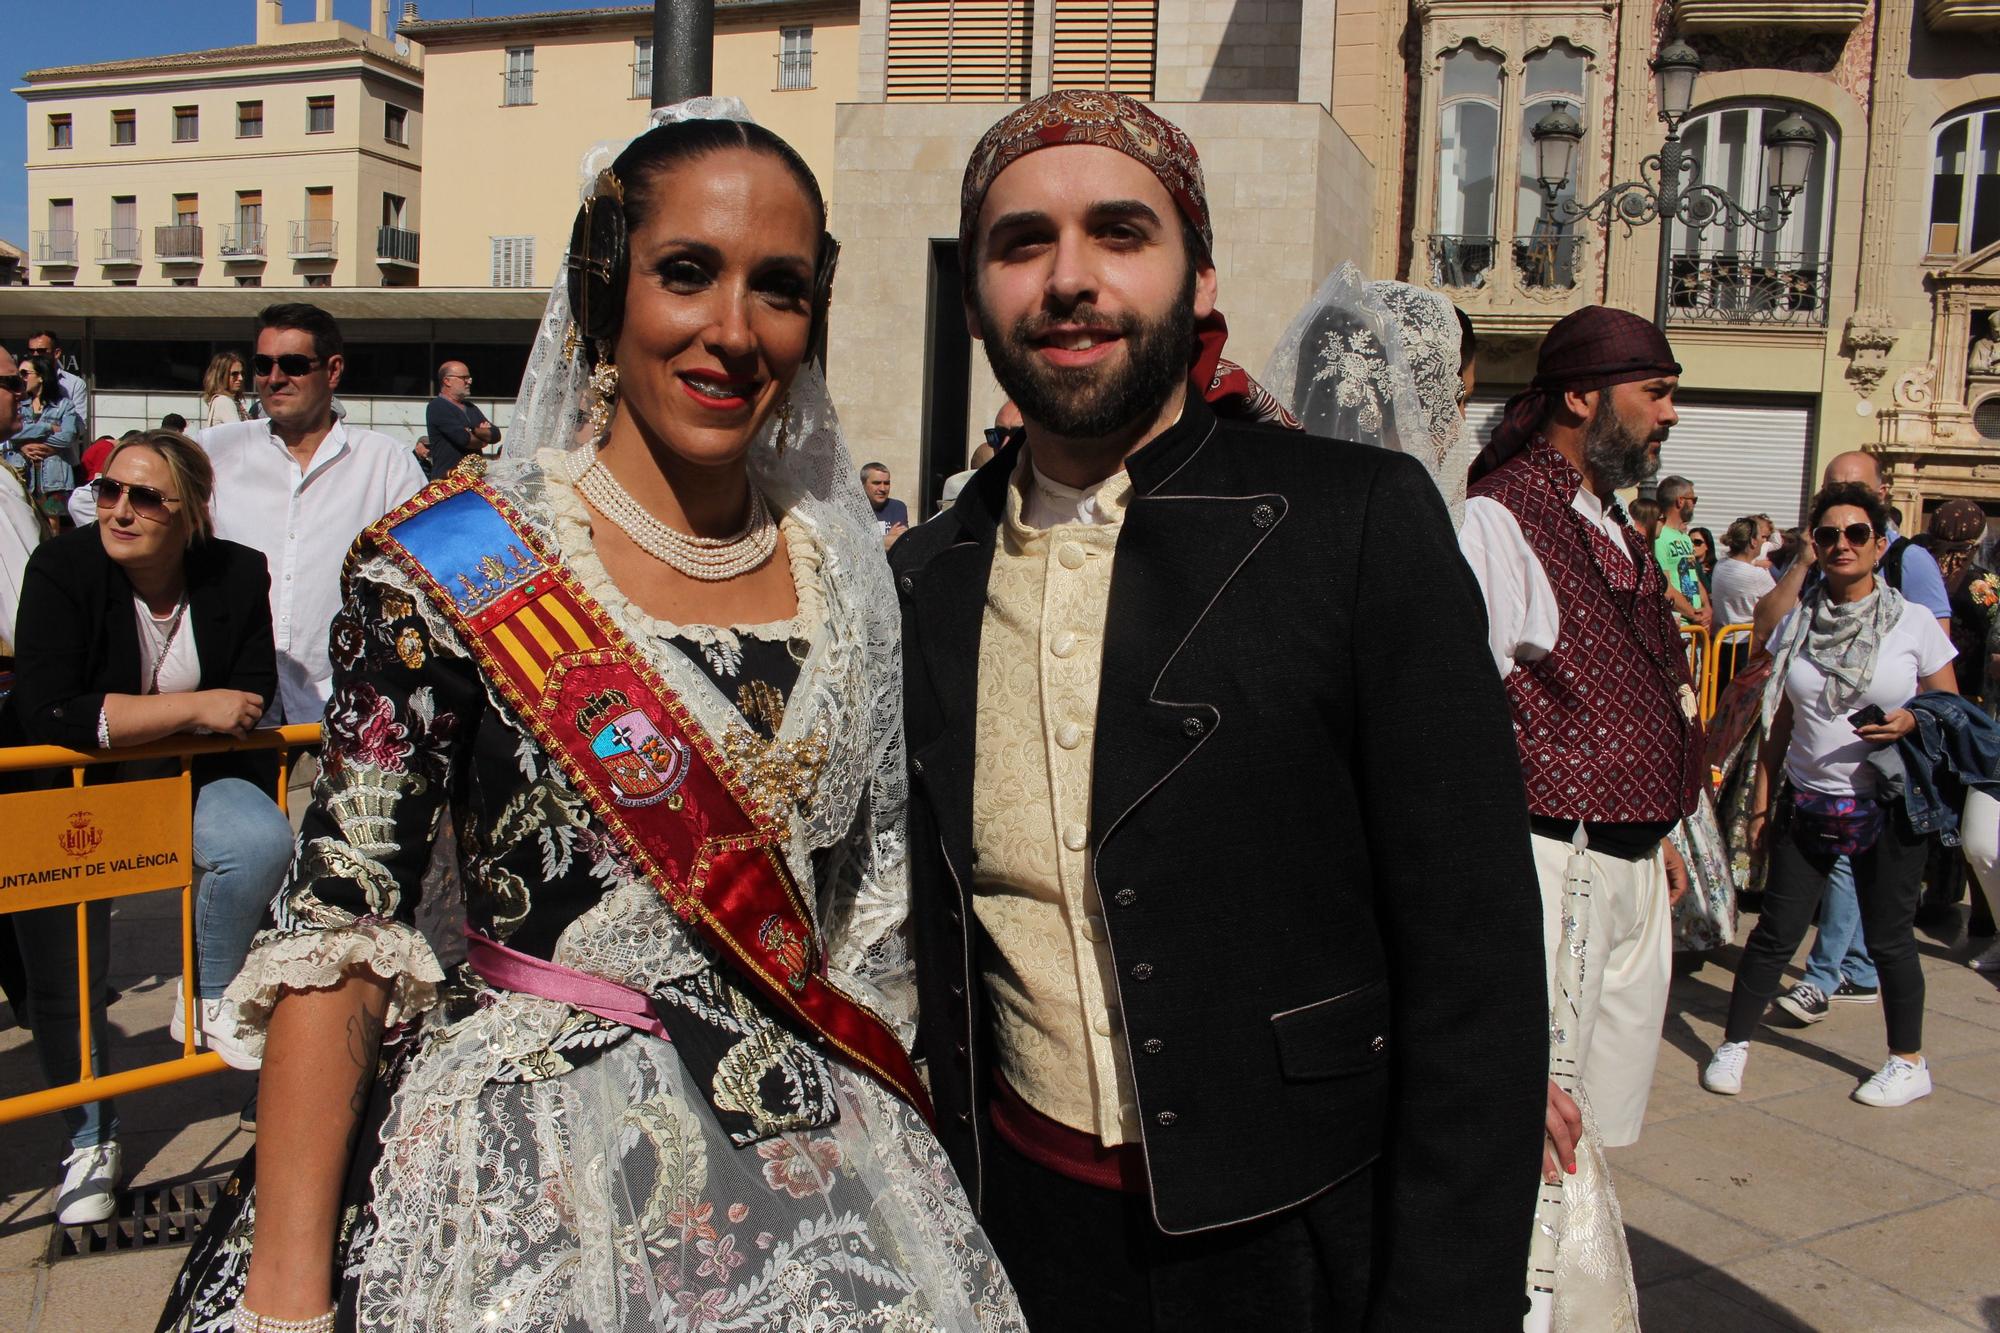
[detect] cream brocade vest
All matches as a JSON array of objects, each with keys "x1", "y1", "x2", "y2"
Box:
[{"x1": 973, "y1": 461, "x2": 1142, "y2": 1145}]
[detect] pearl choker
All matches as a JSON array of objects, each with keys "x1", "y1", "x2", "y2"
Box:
[{"x1": 570, "y1": 453, "x2": 778, "y2": 582}]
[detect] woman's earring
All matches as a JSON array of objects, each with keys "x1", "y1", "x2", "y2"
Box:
[
  {"x1": 586, "y1": 359, "x2": 620, "y2": 446},
  {"x1": 773, "y1": 396, "x2": 798, "y2": 457}
]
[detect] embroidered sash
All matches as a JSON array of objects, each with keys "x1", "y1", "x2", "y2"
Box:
[{"x1": 367, "y1": 474, "x2": 932, "y2": 1122}]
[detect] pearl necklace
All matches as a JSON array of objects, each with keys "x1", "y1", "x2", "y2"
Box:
[{"x1": 570, "y1": 453, "x2": 778, "y2": 582}]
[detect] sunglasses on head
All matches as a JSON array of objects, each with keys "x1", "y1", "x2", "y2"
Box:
[
  {"x1": 1812, "y1": 522, "x2": 1876, "y2": 548},
  {"x1": 93, "y1": 477, "x2": 180, "y2": 521},
  {"x1": 252, "y1": 353, "x2": 323, "y2": 377}
]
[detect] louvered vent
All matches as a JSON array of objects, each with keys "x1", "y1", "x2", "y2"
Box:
[
  {"x1": 885, "y1": 0, "x2": 1034, "y2": 100},
  {"x1": 1050, "y1": 0, "x2": 1156, "y2": 97}
]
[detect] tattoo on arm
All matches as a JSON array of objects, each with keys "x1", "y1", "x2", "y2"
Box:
[{"x1": 343, "y1": 1003, "x2": 386, "y2": 1124}]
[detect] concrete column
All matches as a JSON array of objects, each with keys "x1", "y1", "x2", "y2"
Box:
[
  {"x1": 1029, "y1": 0, "x2": 1055, "y2": 96},
  {"x1": 255, "y1": 0, "x2": 285, "y2": 44},
  {"x1": 315, "y1": 0, "x2": 334, "y2": 22}
]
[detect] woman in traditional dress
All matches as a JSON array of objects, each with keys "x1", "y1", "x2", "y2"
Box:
[
  {"x1": 161, "y1": 100, "x2": 1023, "y2": 1333},
  {"x1": 1264, "y1": 265, "x2": 1641, "y2": 1332}
]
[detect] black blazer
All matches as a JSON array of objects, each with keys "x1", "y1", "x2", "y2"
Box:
[
  {"x1": 3, "y1": 524, "x2": 279, "y2": 790},
  {"x1": 892, "y1": 397, "x2": 1549, "y2": 1328}
]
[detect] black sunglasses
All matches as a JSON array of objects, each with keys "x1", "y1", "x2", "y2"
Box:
[
  {"x1": 252, "y1": 353, "x2": 323, "y2": 377},
  {"x1": 93, "y1": 477, "x2": 181, "y2": 521},
  {"x1": 983, "y1": 427, "x2": 1019, "y2": 449},
  {"x1": 0, "y1": 373, "x2": 22, "y2": 394},
  {"x1": 1812, "y1": 522, "x2": 1876, "y2": 548}
]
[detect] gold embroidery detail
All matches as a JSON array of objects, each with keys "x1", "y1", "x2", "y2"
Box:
[
  {"x1": 721, "y1": 723, "x2": 829, "y2": 822},
  {"x1": 380, "y1": 589, "x2": 416, "y2": 621},
  {"x1": 736, "y1": 679, "x2": 787, "y2": 735},
  {"x1": 395, "y1": 626, "x2": 427, "y2": 670}
]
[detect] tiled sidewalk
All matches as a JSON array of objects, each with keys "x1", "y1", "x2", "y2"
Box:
[{"x1": 3, "y1": 895, "x2": 1997, "y2": 1330}]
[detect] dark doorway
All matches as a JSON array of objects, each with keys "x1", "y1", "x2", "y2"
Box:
[{"x1": 920, "y1": 239, "x2": 973, "y2": 518}]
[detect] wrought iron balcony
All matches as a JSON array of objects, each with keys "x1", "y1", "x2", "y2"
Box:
[
  {"x1": 289, "y1": 219, "x2": 338, "y2": 257},
  {"x1": 376, "y1": 226, "x2": 420, "y2": 265},
  {"x1": 1666, "y1": 250, "x2": 1831, "y2": 327},
  {"x1": 1427, "y1": 234, "x2": 1496, "y2": 289},
  {"x1": 1514, "y1": 233, "x2": 1581, "y2": 290},
  {"x1": 219, "y1": 224, "x2": 267, "y2": 257},
  {"x1": 155, "y1": 224, "x2": 204, "y2": 261},
  {"x1": 98, "y1": 227, "x2": 141, "y2": 264},
  {"x1": 776, "y1": 51, "x2": 814, "y2": 91},
  {"x1": 35, "y1": 230, "x2": 78, "y2": 264}
]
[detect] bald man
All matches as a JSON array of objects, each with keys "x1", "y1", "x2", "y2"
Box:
[
  {"x1": 938, "y1": 400, "x2": 1023, "y2": 511},
  {"x1": 1751, "y1": 450, "x2": 1951, "y2": 646},
  {"x1": 424, "y1": 360, "x2": 500, "y2": 476}
]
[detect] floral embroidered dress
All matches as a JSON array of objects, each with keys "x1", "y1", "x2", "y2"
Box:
[{"x1": 160, "y1": 454, "x2": 1024, "y2": 1333}]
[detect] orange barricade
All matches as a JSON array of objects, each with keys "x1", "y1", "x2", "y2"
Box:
[
  {"x1": 1706, "y1": 623, "x2": 1756, "y2": 722},
  {"x1": 0, "y1": 724, "x2": 320, "y2": 1126},
  {"x1": 1679, "y1": 623, "x2": 1708, "y2": 708}
]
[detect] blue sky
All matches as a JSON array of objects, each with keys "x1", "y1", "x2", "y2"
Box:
[{"x1": 3, "y1": 0, "x2": 615, "y2": 245}]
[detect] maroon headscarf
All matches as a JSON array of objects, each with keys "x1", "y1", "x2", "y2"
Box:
[
  {"x1": 959, "y1": 90, "x2": 1298, "y2": 429},
  {"x1": 1471, "y1": 305, "x2": 1681, "y2": 482}
]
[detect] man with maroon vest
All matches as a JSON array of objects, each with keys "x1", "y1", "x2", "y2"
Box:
[{"x1": 1459, "y1": 305, "x2": 1702, "y2": 1149}]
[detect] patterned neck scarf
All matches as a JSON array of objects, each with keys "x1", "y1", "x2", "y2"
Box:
[
  {"x1": 1765, "y1": 580, "x2": 1907, "y2": 723},
  {"x1": 959, "y1": 90, "x2": 1297, "y2": 429}
]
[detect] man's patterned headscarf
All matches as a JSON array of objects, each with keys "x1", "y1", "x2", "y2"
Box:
[{"x1": 958, "y1": 90, "x2": 1297, "y2": 429}]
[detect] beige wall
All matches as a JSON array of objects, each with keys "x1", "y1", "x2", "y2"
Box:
[
  {"x1": 21, "y1": 55, "x2": 421, "y2": 287},
  {"x1": 414, "y1": 11, "x2": 858, "y2": 289},
  {"x1": 828, "y1": 99, "x2": 1374, "y2": 483}
]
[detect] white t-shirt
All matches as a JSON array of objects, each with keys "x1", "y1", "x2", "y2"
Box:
[
  {"x1": 134, "y1": 594, "x2": 201, "y2": 696},
  {"x1": 1780, "y1": 597, "x2": 1957, "y2": 796},
  {"x1": 1711, "y1": 557, "x2": 1776, "y2": 630}
]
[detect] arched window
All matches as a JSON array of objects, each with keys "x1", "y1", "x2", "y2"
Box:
[
  {"x1": 1431, "y1": 43, "x2": 1502, "y2": 287},
  {"x1": 1514, "y1": 42, "x2": 1587, "y2": 289},
  {"x1": 1667, "y1": 103, "x2": 1836, "y2": 325},
  {"x1": 1930, "y1": 107, "x2": 2000, "y2": 256}
]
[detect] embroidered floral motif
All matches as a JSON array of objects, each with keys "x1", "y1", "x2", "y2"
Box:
[
  {"x1": 737, "y1": 678, "x2": 787, "y2": 735},
  {"x1": 396, "y1": 626, "x2": 427, "y2": 670},
  {"x1": 757, "y1": 1136, "x2": 842, "y2": 1199}
]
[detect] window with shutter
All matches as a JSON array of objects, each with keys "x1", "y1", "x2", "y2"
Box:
[
  {"x1": 886, "y1": 0, "x2": 1033, "y2": 100},
  {"x1": 1050, "y1": 0, "x2": 1156, "y2": 97},
  {"x1": 490, "y1": 235, "x2": 536, "y2": 288}
]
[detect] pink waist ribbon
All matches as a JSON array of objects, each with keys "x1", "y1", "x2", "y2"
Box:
[{"x1": 463, "y1": 930, "x2": 671, "y2": 1042}]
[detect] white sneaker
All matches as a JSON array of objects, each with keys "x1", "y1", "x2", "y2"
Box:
[
  {"x1": 170, "y1": 991, "x2": 263, "y2": 1071},
  {"x1": 1852, "y1": 1054, "x2": 1931, "y2": 1108},
  {"x1": 56, "y1": 1141, "x2": 120, "y2": 1225},
  {"x1": 1968, "y1": 939, "x2": 2000, "y2": 972},
  {"x1": 1702, "y1": 1040, "x2": 1751, "y2": 1095}
]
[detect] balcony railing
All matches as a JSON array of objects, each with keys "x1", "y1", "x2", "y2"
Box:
[
  {"x1": 1427, "y1": 234, "x2": 1495, "y2": 289},
  {"x1": 98, "y1": 227, "x2": 141, "y2": 264},
  {"x1": 220, "y1": 224, "x2": 267, "y2": 257},
  {"x1": 35, "y1": 230, "x2": 78, "y2": 264},
  {"x1": 1666, "y1": 250, "x2": 1832, "y2": 327},
  {"x1": 1514, "y1": 233, "x2": 1581, "y2": 290},
  {"x1": 376, "y1": 226, "x2": 420, "y2": 265},
  {"x1": 155, "y1": 224, "x2": 204, "y2": 261},
  {"x1": 289, "y1": 219, "x2": 338, "y2": 257},
  {"x1": 776, "y1": 51, "x2": 814, "y2": 90}
]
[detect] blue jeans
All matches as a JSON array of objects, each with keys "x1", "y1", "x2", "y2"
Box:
[
  {"x1": 17, "y1": 900, "x2": 119, "y2": 1153},
  {"x1": 1802, "y1": 853, "x2": 1879, "y2": 993},
  {"x1": 192, "y1": 778, "x2": 295, "y2": 999}
]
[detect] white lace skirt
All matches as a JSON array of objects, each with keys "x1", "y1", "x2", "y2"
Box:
[{"x1": 355, "y1": 1004, "x2": 1023, "y2": 1332}]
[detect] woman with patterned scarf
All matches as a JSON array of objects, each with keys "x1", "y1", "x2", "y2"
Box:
[{"x1": 160, "y1": 101, "x2": 1023, "y2": 1333}]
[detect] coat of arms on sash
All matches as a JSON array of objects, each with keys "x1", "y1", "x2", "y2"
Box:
[{"x1": 577, "y1": 688, "x2": 691, "y2": 808}]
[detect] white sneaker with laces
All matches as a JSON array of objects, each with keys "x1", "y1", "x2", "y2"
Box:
[
  {"x1": 1701, "y1": 1040, "x2": 1751, "y2": 1095},
  {"x1": 170, "y1": 989, "x2": 262, "y2": 1071},
  {"x1": 1852, "y1": 1054, "x2": 1931, "y2": 1108},
  {"x1": 56, "y1": 1141, "x2": 120, "y2": 1226},
  {"x1": 1969, "y1": 939, "x2": 2000, "y2": 972}
]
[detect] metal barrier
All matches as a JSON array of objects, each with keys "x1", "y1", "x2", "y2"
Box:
[
  {"x1": 0, "y1": 724, "x2": 320, "y2": 1126},
  {"x1": 1706, "y1": 623, "x2": 1756, "y2": 721},
  {"x1": 1680, "y1": 624, "x2": 1708, "y2": 706}
]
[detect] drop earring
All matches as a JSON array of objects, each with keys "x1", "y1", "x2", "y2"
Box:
[{"x1": 585, "y1": 357, "x2": 620, "y2": 447}]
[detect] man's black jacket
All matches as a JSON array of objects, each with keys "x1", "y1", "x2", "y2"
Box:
[{"x1": 891, "y1": 396, "x2": 1548, "y2": 1327}]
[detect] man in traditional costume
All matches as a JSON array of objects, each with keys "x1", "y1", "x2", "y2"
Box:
[
  {"x1": 895, "y1": 90, "x2": 1549, "y2": 1330},
  {"x1": 1459, "y1": 306, "x2": 1700, "y2": 1164}
]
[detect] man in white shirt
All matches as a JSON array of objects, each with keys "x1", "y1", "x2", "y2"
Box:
[
  {"x1": 205, "y1": 303, "x2": 425, "y2": 731},
  {"x1": 0, "y1": 346, "x2": 44, "y2": 658}
]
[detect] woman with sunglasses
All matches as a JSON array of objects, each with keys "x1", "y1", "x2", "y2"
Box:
[
  {"x1": 1703, "y1": 481, "x2": 1959, "y2": 1108},
  {"x1": 3, "y1": 353, "x2": 84, "y2": 528},
  {"x1": 2, "y1": 430, "x2": 296, "y2": 1224},
  {"x1": 201, "y1": 351, "x2": 249, "y2": 430}
]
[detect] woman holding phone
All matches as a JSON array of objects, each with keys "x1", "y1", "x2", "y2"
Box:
[{"x1": 1703, "y1": 481, "x2": 1958, "y2": 1108}]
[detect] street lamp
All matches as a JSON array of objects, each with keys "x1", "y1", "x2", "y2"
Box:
[{"x1": 1530, "y1": 39, "x2": 1818, "y2": 328}]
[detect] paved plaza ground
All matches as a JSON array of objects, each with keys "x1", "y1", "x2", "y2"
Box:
[{"x1": 2, "y1": 889, "x2": 1997, "y2": 1331}]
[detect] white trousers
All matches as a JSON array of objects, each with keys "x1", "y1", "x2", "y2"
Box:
[
  {"x1": 1962, "y1": 789, "x2": 2000, "y2": 927},
  {"x1": 1530, "y1": 833, "x2": 1672, "y2": 1148}
]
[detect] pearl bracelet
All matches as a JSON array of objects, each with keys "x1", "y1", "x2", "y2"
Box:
[{"x1": 233, "y1": 1308, "x2": 336, "y2": 1333}]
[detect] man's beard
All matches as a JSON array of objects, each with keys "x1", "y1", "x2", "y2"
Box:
[
  {"x1": 974, "y1": 267, "x2": 1196, "y2": 442},
  {"x1": 1582, "y1": 394, "x2": 1661, "y2": 492}
]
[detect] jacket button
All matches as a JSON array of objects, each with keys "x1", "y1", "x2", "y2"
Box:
[
  {"x1": 953, "y1": 1042, "x2": 968, "y2": 1064},
  {"x1": 1113, "y1": 888, "x2": 1137, "y2": 907},
  {"x1": 1252, "y1": 503, "x2": 1277, "y2": 529},
  {"x1": 948, "y1": 982, "x2": 964, "y2": 999},
  {"x1": 1182, "y1": 716, "x2": 1205, "y2": 738},
  {"x1": 1155, "y1": 1110, "x2": 1178, "y2": 1127},
  {"x1": 898, "y1": 575, "x2": 914, "y2": 593},
  {"x1": 1370, "y1": 1035, "x2": 1387, "y2": 1054},
  {"x1": 957, "y1": 1110, "x2": 972, "y2": 1125},
  {"x1": 1142, "y1": 1038, "x2": 1163, "y2": 1055},
  {"x1": 911, "y1": 758, "x2": 924, "y2": 776},
  {"x1": 1130, "y1": 962, "x2": 1153, "y2": 981}
]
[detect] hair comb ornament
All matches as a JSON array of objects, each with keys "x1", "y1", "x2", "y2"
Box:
[{"x1": 566, "y1": 168, "x2": 628, "y2": 366}]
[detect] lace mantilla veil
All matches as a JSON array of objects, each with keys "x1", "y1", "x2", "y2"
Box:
[
  {"x1": 1262, "y1": 262, "x2": 1477, "y2": 526},
  {"x1": 501, "y1": 97, "x2": 915, "y2": 1033}
]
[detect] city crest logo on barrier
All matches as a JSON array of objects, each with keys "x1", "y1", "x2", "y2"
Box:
[{"x1": 59, "y1": 811, "x2": 103, "y2": 860}]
